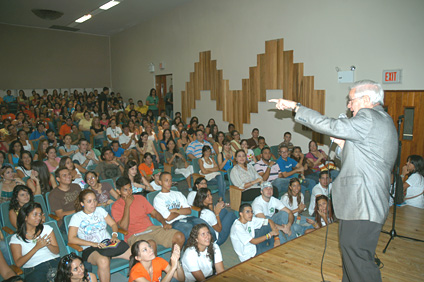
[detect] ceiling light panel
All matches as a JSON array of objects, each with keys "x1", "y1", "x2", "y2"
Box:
[
  {"x1": 99, "y1": 1, "x2": 120, "y2": 10},
  {"x1": 75, "y1": 14, "x2": 92, "y2": 23}
]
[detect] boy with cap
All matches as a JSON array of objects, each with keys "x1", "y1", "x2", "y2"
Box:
[{"x1": 251, "y1": 181, "x2": 297, "y2": 242}]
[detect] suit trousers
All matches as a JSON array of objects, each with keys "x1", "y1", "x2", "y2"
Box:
[{"x1": 339, "y1": 219, "x2": 383, "y2": 282}]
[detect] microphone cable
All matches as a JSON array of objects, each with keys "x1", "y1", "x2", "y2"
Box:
[{"x1": 320, "y1": 140, "x2": 334, "y2": 282}]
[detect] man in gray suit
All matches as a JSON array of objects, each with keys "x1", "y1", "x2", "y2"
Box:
[{"x1": 270, "y1": 80, "x2": 397, "y2": 282}]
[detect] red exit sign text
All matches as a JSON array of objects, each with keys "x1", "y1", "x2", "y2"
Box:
[{"x1": 382, "y1": 69, "x2": 401, "y2": 84}]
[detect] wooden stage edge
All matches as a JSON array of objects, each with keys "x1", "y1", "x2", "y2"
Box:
[{"x1": 208, "y1": 206, "x2": 424, "y2": 282}]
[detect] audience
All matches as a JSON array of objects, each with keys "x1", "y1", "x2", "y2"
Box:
[
  {"x1": 251, "y1": 181, "x2": 297, "y2": 242},
  {"x1": 309, "y1": 171, "x2": 332, "y2": 216},
  {"x1": 68, "y1": 189, "x2": 131, "y2": 282},
  {"x1": 8, "y1": 185, "x2": 34, "y2": 229},
  {"x1": 165, "y1": 139, "x2": 194, "y2": 189},
  {"x1": 182, "y1": 223, "x2": 224, "y2": 281},
  {"x1": 186, "y1": 130, "x2": 215, "y2": 160},
  {"x1": 9, "y1": 202, "x2": 61, "y2": 282},
  {"x1": 72, "y1": 139, "x2": 99, "y2": 169},
  {"x1": 0, "y1": 164, "x2": 26, "y2": 203},
  {"x1": 198, "y1": 146, "x2": 226, "y2": 202},
  {"x1": 129, "y1": 241, "x2": 184, "y2": 282},
  {"x1": 230, "y1": 203, "x2": 280, "y2": 262},
  {"x1": 85, "y1": 171, "x2": 119, "y2": 208},
  {"x1": 153, "y1": 172, "x2": 216, "y2": 244},
  {"x1": 16, "y1": 150, "x2": 33, "y2": 179},
  {"x1": 55, "y1": 253, "x2": 97, "y2": 282},
  {"x1": 401, "y1": 155, "x2": 424, "y2": 209},
  {"x1": 279, "y1": 131, "x2": 294, "y2": 152},
  {"x1": 124, "y1": 160, "x2": 153, "y2": 194},
  {"x1": 44, "y1": 146, "x2": 60, "y2": 173},
  {"x1": 193, "y1": 188, "x2": 237, "y2": 245},
  {"x1": 246, "y1": 128, "x2": 260, "y2": 149},
  {"x1": 306, "y1": 195, "x2": 334, "y2": 229},
  {"x1": 27, "y1": 160, "x2": 56, "y2": 195}
]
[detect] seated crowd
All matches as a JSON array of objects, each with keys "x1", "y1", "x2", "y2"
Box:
[{"x1": 0, "y1": 87, "x2": 422, "y2": 282}]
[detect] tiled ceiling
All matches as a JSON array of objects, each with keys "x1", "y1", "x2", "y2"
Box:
[{"x1": 0, "y1": 0, "x2": 193, "y2": 36}]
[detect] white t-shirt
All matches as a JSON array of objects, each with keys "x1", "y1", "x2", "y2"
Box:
[
  {"x1": 405, "y1": 173, "x2": 424, "y2": 209},
  {"x1": 280, "y1": 193, "x2": 305, "y2": 217},
  {"x1": 308, "y1": 183, "x2": 332, "y2": 216},
  {"x1": 72, "y1": 168, "x2": 85, "y2": 189},
  {"x1": 230, "y1": 217, "x2": 268, "y2": 262},
  {"x1": 200, "y1": 209, "x2": 219, "y2": 240},
  {"x1": 150, "y1": 181, "x2": 162, "y2": 191},
  {"x1": 72, "y1": 151, "x2": 99, "y2": 168},
  {"x1": 9, "y1": 224, "x2": 60, "y2": 268},
  {"x1": 69, "y1": 207, "x2": 110, "y2": 249},
  {"x1": 119, "y1": 132, "x2": 137, "y2": 149},
  {"x1": 187, "y1": 191, "x2": 197, "y2": 206},
  {"x1": 251, "y1": 195, "x2": 285, "y2": 217},
  {"x1": 182, "y1": 243, "x2": 222, "y2": 282},
  {"x1": 106, "y1": 127, "x2": 122, "y2": 142},
  {"x1": 153, "y1": 191, "x2": 190, "y2": 224},
  {"x1": 16, "y1": 166, "x2": 32, "y2": 178}
]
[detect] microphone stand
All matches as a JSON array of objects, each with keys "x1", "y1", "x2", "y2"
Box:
[{"x1": 381, "y1": 115, "x2": 424, "y2": 253}]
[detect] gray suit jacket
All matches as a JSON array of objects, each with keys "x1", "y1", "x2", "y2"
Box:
[{"x1": 295, "y1": 105, "x2": 397, "y2": 224}]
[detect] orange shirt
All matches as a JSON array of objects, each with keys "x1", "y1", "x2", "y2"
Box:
[
  {"x1": 2, "y1": 113, "x2": 15, "y2": 121},
  {"x1": 59, "y1": 124, "x2": 72, "y2": 137},
  {"x1": 129, "y1": 257, "x2": 169, "y2": 282},
  {"x1": 138, "y1": 163, "x2": 154, "y2": 178},
  {"x1": 111, "y1": 195, "x2": 154, "y2": 241}
]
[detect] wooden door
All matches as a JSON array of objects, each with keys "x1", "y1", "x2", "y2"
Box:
[
  {"x1": 155, "y1": 74, "x2": 171, "y2": 114},
  {"x1": 384, "y1": 91, "x2": 424, "y2": 166}
]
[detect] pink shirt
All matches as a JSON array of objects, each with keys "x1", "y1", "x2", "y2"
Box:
[{"x1": 44, "y1": 157, "x2": 61, "y2": 173}]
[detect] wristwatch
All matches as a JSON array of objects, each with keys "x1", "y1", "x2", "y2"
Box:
[{"x1": 294, "y1": 102, "x2": 301, "y2": 112}]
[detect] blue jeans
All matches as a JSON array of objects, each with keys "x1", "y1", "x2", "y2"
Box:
[
  {"x1": 306, "y1": 170, "x2": 340, "y2": 183},
  {"x1": 300, "y1": 178, "x2": 316, "y2": 195},
  {"x1": 291, "y1": 215, "x2": 315, "y2": 236},
  {"x1": 172, "y1": 217, "x2": 216, "y2": 244},
  {"x1": 82, "y1": 131, "x2": 91, "y2": 142},
  {"x1": 207, "y1": 173, "x2": 227, "y2": 202},
  {"x1": 254, "y1": 224, "x2": 275, "y2": 256},
  {"x1": 23, "y1": 257, "x2": 60, "y2": 282},
  {"x1": 267, "y1": 211, "x2": 297, "y2": 243},
  {"x1": 271, "y1": 178, "x2": 291, "y2": 197},
  {"x1": 216, "y1": 209, "x2": 237, "y2": 246}
]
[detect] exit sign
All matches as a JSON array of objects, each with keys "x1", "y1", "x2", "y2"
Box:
[{"x1": 382, "y1": 69, "x2": 402, "y2": 84}]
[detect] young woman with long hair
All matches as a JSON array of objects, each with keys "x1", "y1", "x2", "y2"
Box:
[
  {"x1": 58, "y1": 157, "x2": 86, "y2": 189},
  {"x1": 124, "y1": 160, "x2": 154, "y2": 194},
  {"x1": 33, "y1": 139, "x2": 49, "y2": 161},
  {"x1": 55, "y1": 252, "x2": 97, "y2": 282},
  {"x1": 198, "y1": 146, "x2": 226, "y2": 202},
  {"x1": 212, "y1": 131, "x2": 225, "y2": 154},
  {"x1": 58, "y1": 134, "x2": 79, "y2": 157},
  {"x1": 8, "y1": 185, "x2": 34, "y2": 229},
  {"x1": 401, "y1": 154, "x2": 424, "y2": 208},
  {"x1": 230, "y1": 149, "x2": 263, "y2": 202},
  {"x1": 217, "y1": 139, "x2": 234, "y2": 172},
  {"x1": 128, "y1": 241, "x2": 184, "y2": 282},
  {"x1": 230, "y1": 130, "x2": 242, "y2": 153},
  {"x1": 181, "y1": 223, "x2": 224, "y2": 281},
  {"x1": 9, "y1": 202, "x2": 60, "y2": 282},
  {"x1": 0, "y1": 165, "x2": 26, "y2": 203},
  {"x1": 281, "y1": 178, "x2": 314, "y2": 235},
  {"x1": 193, "y1": 188, "x2": 236, "y2": 246},
  {"x1": 90, "y1": 117, "x2": 106, "y2": 148},
  {"x1": 16, "y1": 150, "x2": 33, "y2": 180},
  {"x1": 85, "y1": 171, "x2": 119, "y2": 209},
  {"x1": 240, "y1": 139, "x2": 255, "y2": 165},
  {"x1": 177, "y1": 129, "x2": 190, "y2": 151},
  {"x1": 136, "y1": 132, "x2": 160, "y2": 167},
  {"x1": 306, "y1": 195, "x2": 334, "y2": 229},
  {"x1": 160, "y1": 129, "x2": 173, "y2": 152},
  {"x1": 68, "y1": 190, "x2": 131, "y2": 282},
  {"x1": 27, "y1": 161, "x2": 57, "y2": 196},
  {"x1": 8, "y1": 140, "x2": 23, "y2": 166},
  {"x1": 44, "y1": 146, "x2": 61, "y2": 173},
  {"x1": 17, "y1": 129, "x2": 34, "y2": 151}
]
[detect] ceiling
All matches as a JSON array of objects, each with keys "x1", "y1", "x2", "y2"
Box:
[{"x1": 0, "y1": 0, "x2": 193, "y2": 36}]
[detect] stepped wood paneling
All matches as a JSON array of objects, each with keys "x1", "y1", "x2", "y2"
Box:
[{"x1": 181, "y1": 39, "x2": 325, "y2": 136}]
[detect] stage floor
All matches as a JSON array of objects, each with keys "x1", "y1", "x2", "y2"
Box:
[{"x1": 208, "y1": 205, "x2": 424, "y2": 282}]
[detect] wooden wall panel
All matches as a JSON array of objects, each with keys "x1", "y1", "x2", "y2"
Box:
[
  {"x1": 258, "y1": 54, "x2": 267, "y2": 101},
  {"x1": 182, "y1": 39, "x2": 326, "y2": 136},
  {"x1": 277, "y1": 39, "x2": 285, "y2": 91},
  {"x1": 283, "y1": 50, "x2": 294, "y2": 100},
  {"x1": 265, "y1": 40, "x2": 278, "y2": 90}
]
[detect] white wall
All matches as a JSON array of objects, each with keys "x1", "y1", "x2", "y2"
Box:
[{"x1": 110, "y1": 0, "x2": 424, "y2": 151}]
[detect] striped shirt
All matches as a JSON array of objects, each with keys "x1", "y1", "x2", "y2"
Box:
[
  {"x1": 254, "y1": 159, "x2": 281, "y2": 182},
  {"x1": 186, "y1": 140, "x2": 215, "y2": 158}
]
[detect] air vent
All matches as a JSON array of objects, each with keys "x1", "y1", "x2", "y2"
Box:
[
  {"x1": 50, "y1": 25, "x2": 80, "y2": 32},
  {"x1": 32, "y1": 9, "x2": 64, "y2": 20}
]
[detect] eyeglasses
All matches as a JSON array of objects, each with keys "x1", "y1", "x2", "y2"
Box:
[{"x1": 347, "y1": 96, "x2": 362, "y2": 104}]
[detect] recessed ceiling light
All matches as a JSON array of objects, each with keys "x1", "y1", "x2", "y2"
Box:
[
  {"x1": 99, "y1": 1, "x2": 120, "y2": 10},
  {"x1": 75, "y1": 14, "x2": 92, "y2": 23}
]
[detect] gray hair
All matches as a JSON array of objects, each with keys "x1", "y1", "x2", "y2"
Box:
[{"x1": 349, "y1": 80, "x2": 384, "y2": 105}]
